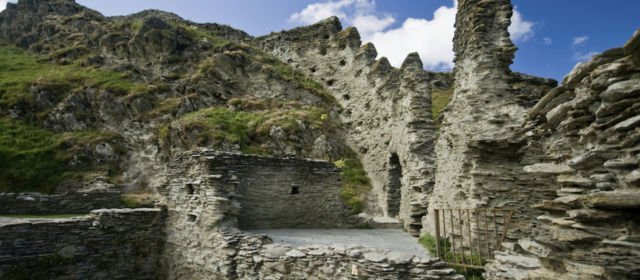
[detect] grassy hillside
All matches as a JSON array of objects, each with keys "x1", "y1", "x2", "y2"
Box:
[
  {"x1": 0, "y1": 119, "x2": 122, "y2": 193},
  {"x1": 0, "y1": 43, "x2": 146, "y2": 108},
  {"x1": 0, "y1": 44, "x2": 133, "y2": 193}
]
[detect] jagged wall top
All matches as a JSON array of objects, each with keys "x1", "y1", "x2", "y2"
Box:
[{"x1": 454, "y1": 0, "x2": 516, "y2": 71}]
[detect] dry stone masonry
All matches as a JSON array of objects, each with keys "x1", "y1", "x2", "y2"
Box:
[
  {"x1": 423, "y1": 0, "x2": 557, "y2": 246},
  {"x1": 0, "y1": 208, "x2": 165, "y2": 280},
  {"x1": 485, "y1": 30, "x2": 640, "y2": 280},
  {"x1": 1, "y1": 0, "x2": 638, "y2": 279},
  {"x1": 158, "y1": 150, "x2": 462, "y2": 279},
  {"x1": 257, "y1": 19, "x2": 444, "y2": 235},
  {"x1": 0, "y1": 185, "x2": 122, "y2": 215},
  {"x1": 423, "y1": 0, "x2": 640, "y2": 279}
]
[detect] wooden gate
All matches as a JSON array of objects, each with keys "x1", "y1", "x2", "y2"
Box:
[{"x1": 432, "y1": 208, "x2": 513, "y2": 269}]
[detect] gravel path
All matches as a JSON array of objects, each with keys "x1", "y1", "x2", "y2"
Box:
[{"x1": 248, "y1": 229, "x2": 430, "y2": 258}]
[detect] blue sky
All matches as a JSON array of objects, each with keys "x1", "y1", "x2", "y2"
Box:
[{"x1": 2, "y1": 0, "x2": 638, "y2": 81}]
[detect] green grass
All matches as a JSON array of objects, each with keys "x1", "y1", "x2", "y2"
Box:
[
  {"x1": 162, "y1": 101, "x2": 330, "y2": 155},
  {"x1": 121, "y1": 195, "x2": 143, "y2": 208},
  {"x1": 0, "y1": 214, "x2": 86, "y2": 218},
  {"x1": 255, "y1": 54, "x2": 337, "y2": 104},
  {"x1": 0, "y1": 118, "x2": 122, "y2": 194},
  {"x1": 182, "y1": 24, "x2": 232, "y2": 49},
  {"x1": 419, "y1": 233, "x2": 485, "y2": 279},
  {"x1": 334, "y1": 157, "x2": 371, "y2": 214},
  {"x1": 0, "y1": 44, "x2": 147, "y2": 107},
  {"x1": 432, "y1": 87, "x2": 453, "y2": 125}
]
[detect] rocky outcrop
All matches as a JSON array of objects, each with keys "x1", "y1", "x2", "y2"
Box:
[
  {"x1": 256, "y1": 17, "x2": 446, "y2": 235},
  {"x1": 424, "y1": 0, "x2": 556, "y2": 244},
  {"x1": 485, "y1": 30, "x2": 640, "y2": 280},
  {"x1": 0, "y1": 0, "x2": 348, "y2": 195}
]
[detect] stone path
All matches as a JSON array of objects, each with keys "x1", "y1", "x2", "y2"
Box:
[{"x1": 248, "y1": 229, "x2": 430, "y2": 258}]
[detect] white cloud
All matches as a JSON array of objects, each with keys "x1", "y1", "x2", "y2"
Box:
[
  {"x1": 0, "y1": 0, "x2": 16, "y2": 12},
  {"x1": 367, "y1": 6, "x2": 456, "y2": 70},
  {"x1": 543, "y1": 37, "x2": 552, "y2": 46},
  {"x1": 571, "y1": 36, "x2": 596, "y2": 61},
  {"x1": 350, "y1": 14, "x2": 395, "y2": 39},
  {"x1": 572, "y1": 36, "x2": 589, "y2": 46},
  {"x1": 290, "y1": 1, "x2": 534, "y2": 71},
  {"x1": 0, "y1": 0, "x2": 10, "y2": 12},
  {"x1": 508, "y1": 8, "x2": 534, "y2": 42},
  {"x1": 573, "y1": 51, "x2": 599, "y2": 62},
  {"x1": 289, "y1": 0, "x2": 355, "y2": 25}
]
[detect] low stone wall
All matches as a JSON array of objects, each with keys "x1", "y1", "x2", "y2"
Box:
[
  {"x1": 0, "y1": 190, "x2": 122, "y2": 215},
  {"x1": 233, "y1": 234, "x2": 463, "y2": 280},
  {"x1": 0, "y1": 208, "x2": 165, "y2": 280}
]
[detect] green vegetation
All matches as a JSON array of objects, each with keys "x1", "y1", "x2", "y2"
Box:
[
  {"x1": 163, "y1": 99, "x2": 330, "y2": 154},
  {"x1": 431, "y1": 87, "x2": 453, "y2": 125},
  {"x1": 120, "y1": 193, "x2": 155, "y2": 208},
  {"x1": 419, "y1": 233, "x2": 485, "y2": 279},
  {"x1": 334, "y1": 157, "x2": 371, "y2": 214},
  {"x1": 0, "y1": 44, "x2": 147, "y2": 108},
  {"x1": 0, "y1": 118, "x2": 122, "y2": 194},
  {"x1": 182, "y1": 25, "x2": 232, "y2": 49},
  {"x1": 255, "y1": 54, "x2": 337, "y2": 104},
  {"x1": 0, "y1": 119, "x2": 68, "y2": 194},
  {"x1": 121, "y1": 195, "x2": 144, "y2": 208}
]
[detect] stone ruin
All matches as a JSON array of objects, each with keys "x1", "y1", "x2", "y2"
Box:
[
  {"x1": 256, "y1": 19, "x2": 445, "y2": 235},
  {"x1": 157, "y1": 150, "x2": 462, "y2": 279},
  {"x1": 0, "y1": 151, "x2": 464, "y2": 279},
  {"x1": 424, "y1": 0, "x2": 640, "y2": 279},
  {"x1": 1, "y1": 0, "x2": 639, "y2": 279}
]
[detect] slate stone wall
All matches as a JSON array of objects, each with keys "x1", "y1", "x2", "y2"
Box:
[
  {"x1": 0, "y1": 208, "x2": 165, "y2": 280},
  {"x1": 0, "y1": 191, "x2": 122, "y2": 215},
  {"x1": 485, "y1": 29, "x2": 640, "y2": 280}
]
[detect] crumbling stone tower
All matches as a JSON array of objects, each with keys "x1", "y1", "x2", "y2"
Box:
[{"x1": 426, "y1": 0, "x2": 554, "y2": 232}]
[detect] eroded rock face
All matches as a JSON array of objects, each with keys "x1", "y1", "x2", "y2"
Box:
[
  {"x1": 256, "y1": 18, "x2": 446, "y2": 235},
  {"x1": 0, "y1": 0, "x2": 347, "y2": 194},
  {"x1": 486, "y1": 30, "x2": 640, "y2": 280},
  {"x1": 424, "y1": 0, "x2": 556, "y2": 241}
]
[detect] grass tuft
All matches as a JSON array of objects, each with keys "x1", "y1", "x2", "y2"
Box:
[
  {"x1": 334, "y1": 157, "x2": 371, "y2": 214},
  {"x1": 419, "y1": 233, "x2": 486, "y2": 279},
  {"x1": 431, "y1": 87, "x2": 453, "y2": 126}
]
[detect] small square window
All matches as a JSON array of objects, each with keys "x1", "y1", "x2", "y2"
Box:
[{"x1": 291, "y1": 186, "x2": 300, "y2": 195}]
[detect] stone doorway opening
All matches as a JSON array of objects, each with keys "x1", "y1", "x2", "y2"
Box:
[{"x1": 387, "y1": 153, "x2": 402, "y2": 217}]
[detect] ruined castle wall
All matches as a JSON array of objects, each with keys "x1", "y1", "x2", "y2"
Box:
[
  {"x1": 0, "y1": 208, "x2": 165, "y2": 280},
  {"x1": 159, "y1": 150, "x2": 464, "y2": 279},
  {"x1": 423, "y1": 0, "x2": 557, "y2": 246},
  {"x1": 256, "y1": 18, "x2": 441, "y2": 235},
  {"x1": 486, "y1": 30, "x2": 640, "y2": 280},
  {"x1": 202, "y1": 152, "x2": 349, "y2": 229},
  {"x1": 0, "y1": 190, "x2": 122, "y2": 215},
  {"x1": 159, "y1": 151, "x2": 350, "y2": 278}
]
